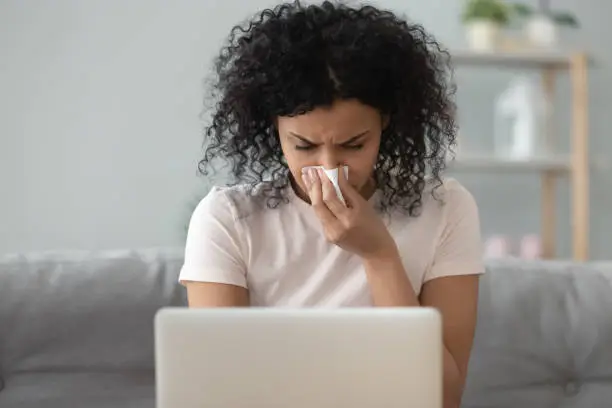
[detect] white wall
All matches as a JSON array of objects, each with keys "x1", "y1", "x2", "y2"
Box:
[
  {"x1": 0, "y1": 0, "x2": 461, "y2": 254},
  {"x1": 0, "y1": 0, "x2": 267, "y2": 253}
]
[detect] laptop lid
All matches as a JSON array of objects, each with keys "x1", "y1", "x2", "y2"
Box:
[{"x1": 155, "y1": 307, "x2": 442, "y2": 408}]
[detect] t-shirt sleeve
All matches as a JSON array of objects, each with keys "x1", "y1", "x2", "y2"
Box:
[
  {"x1": 178, "y1": 187, "x2": 248, "y2": 288},
  {"x1": 425, "y1": 180, "x2": 485, "y2": 282}
]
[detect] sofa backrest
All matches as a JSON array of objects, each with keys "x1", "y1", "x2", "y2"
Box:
[
  {"x1": 463, "y1": 259, "x2": 612, "y2": 408},
  {"x1": 0, "y1": 248, "x2": 186, "y2": 407},
  {"x1": 2, "y1": 250, "x2": 612, "y2": 408}
]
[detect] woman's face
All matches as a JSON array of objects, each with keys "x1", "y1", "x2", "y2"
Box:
[{"x1": 277, "y1": 99, "x2": 384, "y2": 198}]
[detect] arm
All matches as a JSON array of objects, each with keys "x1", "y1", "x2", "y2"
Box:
[
  {"x1": 364, "y1": 256, "x2": 477, "y2": 408},
  {"x1": 420, "y1": 274, "x2": 479, "y2": 408},
  {"x1": 364, "y1": 181, "x2": 483, "y2": 408},
  {"x1": 185, "y1": 282, "x2": 249, "y2": 307}
]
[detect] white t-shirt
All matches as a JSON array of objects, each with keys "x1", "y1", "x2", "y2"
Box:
[{"x1": 179, "y1": 178, "x2": 484, "y2": 307}]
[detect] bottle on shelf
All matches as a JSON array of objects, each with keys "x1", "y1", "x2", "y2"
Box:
[{"x1": 493, "y1": 75, "x2": 547, "y2": 160}]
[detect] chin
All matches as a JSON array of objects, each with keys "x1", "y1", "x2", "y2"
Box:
[{"x1": 354, "y1": 182, "x2": 368, "y2": 193}]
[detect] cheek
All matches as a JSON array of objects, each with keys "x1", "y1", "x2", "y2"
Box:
[
  {"x1": 346, "y1": 150, "x2": 378, "y2": 187},
  {"x1": 346, "y1": 167, "x2": 372, "y2": 188},
  {"x1": 280, "y1": 149, "x2": 309, "y2": 187},
  {"x1": 279, "y1": 139, "x2": 298, "y2": 167},
  {"x1": 282, "y1": 151, "x2": 304, "y2": 173}
]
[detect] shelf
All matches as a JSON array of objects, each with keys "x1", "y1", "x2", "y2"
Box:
[
  {"x1": 448, "y1": 154, "x2": 571, "y2": 173},
  {"x1": 450, "y1": 49, "x2": 588, "y2": 69},
  {"x1": 445, "y1": 50, "x2": 590, "y2": 260}
]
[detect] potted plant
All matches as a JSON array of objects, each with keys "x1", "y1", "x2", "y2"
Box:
[
  {"x1": 512, "y1": 0, "x2": 579, "y2": 47},
  {"x1": 462, "y1": 0, "x2": 512, "y2": 51}
]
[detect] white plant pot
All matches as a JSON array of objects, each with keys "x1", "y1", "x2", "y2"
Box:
[
  {"x1": 465, "y1": 21, "x2": 501, "y2": 52},
  {"x1": 525, "y1": 15, "x2": 558, "y2": 47}
]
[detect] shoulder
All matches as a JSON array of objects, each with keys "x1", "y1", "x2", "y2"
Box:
[
  {"x1": 439, "y1": 178, "x2": 478, "y2": 217},
  {"x1": 390, "y1": 177, "x2": 480, "y2": 247},
  {"x1": 193, "y1": 182, "x2": 277, "y2": 222},
  {"x1": 181, "y1": 184, "x2": 261, "y2": 288},
  {"x1": 431, "y1": 179, "x2": 483, "y2": 271},
  {"x1": 386, "y1": 177, "x2": 483, "y2": 287},
  {"x1": 420, "y1": 177, "x2": 479, "y2": 222},
  {"x1": 184, "y1": 183, "x2": 273, "y2": 270},
  {"x1": 420, "y1": 178, "x2": 482, "y2": 256}
]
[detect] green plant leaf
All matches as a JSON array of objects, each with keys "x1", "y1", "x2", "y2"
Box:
[
  {"x1": 553, "y1": 11, "x2": 579, "y2": 27},
  {"x1": 510, "y1": 3, "x2": 533, "y2": 17},
  {"x1": 462, "y1": 0, "x2": 511, "y2": 25}
]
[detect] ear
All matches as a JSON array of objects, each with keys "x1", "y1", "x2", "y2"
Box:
[
  {"x1": 381, "y1": 114, "x2": 390, "y2": 130},
  {"x1": 270, "y1": 120, "x2": 279, "y2": 137}
]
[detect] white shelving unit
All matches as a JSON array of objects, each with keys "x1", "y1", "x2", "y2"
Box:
[{"x1": 448, "y1": 49, "x2": 590, "y2": 261}]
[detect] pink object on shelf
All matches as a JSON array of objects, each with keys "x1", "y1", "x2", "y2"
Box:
[
  {"x1": 520, "y1": 234, "x2": 542, "y2": 259},
  {"x1": 484, "y1": 235, "x2": 512, "y2": 259}
]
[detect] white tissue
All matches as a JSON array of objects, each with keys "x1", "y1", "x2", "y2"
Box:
[{"x1": 303, "y1": 166, "x2": 349, "y2": 204}]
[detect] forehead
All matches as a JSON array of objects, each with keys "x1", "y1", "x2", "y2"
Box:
[{"x1": 277, "y1": 99, "x2": 380, "y2": 140}]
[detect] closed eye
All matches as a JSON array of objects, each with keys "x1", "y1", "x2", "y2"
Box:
[
  {"x1": 295, "y1": 144, "x2": 315, "y2": 151},
  {"x1": 343, "y1": 144, "x2": 363, "y2": 150}
]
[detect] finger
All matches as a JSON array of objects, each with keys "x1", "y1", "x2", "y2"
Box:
[
  {"x1": 337, "y1": 166, "x2": 363, "y2": 208},
  {"x1": 308, "y1": 168, "x2": 343, "y2": 228},
  {"x1": 301, "y1": 168, "x2": 313, "y2": 192},
  {"x1": 318, "y1": 168, "x2": 350, "y2": 219}
]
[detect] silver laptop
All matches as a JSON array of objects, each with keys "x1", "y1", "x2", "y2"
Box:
[{"x1": 155, "y1": 307, "x2": 442, "y2": 408}]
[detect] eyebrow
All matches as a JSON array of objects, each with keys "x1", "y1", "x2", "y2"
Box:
[{"x1": 289, "y1": 130, "x2": 369, "y2": 145}]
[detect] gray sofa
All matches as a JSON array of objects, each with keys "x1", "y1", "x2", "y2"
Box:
[{"x1": 1, "y1": 249, "x2": 611, "y2": 407}]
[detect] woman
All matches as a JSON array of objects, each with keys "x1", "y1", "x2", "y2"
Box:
[{"x1": 180, "y1": 1, "x2": 483, "y2": 407}]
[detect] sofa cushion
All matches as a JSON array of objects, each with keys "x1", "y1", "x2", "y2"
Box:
[
  {"x1": 462, "y1": 260, "x2": 612, "y2": 408},
  {"x1": 3, "y1": 372, "x2": 154, "y2": 408},
  {"x1": 0, "y1": 248, "x2": 187, "y2": 408}
]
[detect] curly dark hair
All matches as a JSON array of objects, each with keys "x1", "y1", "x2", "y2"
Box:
[{"x1": 199, "y1": 0, "x2": 457, "y2": 215}]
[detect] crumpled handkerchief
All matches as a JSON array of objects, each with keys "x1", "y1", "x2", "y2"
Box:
[{"x1": 302, "y1": 166, "x2": 349, "y2": 204}]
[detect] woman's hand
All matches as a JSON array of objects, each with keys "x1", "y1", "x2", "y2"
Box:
[{"x1": 302, "y1": 167, "x2": 398, "y2": 261}]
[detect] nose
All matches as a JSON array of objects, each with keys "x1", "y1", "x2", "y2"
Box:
[{"x1": 319, "y1": 149, "x2": 344, "y2": 170}]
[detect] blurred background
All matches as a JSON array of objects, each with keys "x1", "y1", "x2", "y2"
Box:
[{"x1": 0, "y1": 0, "x2": 608, "y2": 259}]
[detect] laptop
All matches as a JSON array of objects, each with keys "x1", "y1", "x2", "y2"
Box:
[{"x1": 155, "y1": 307, "x2": 442, "y2": 408}]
